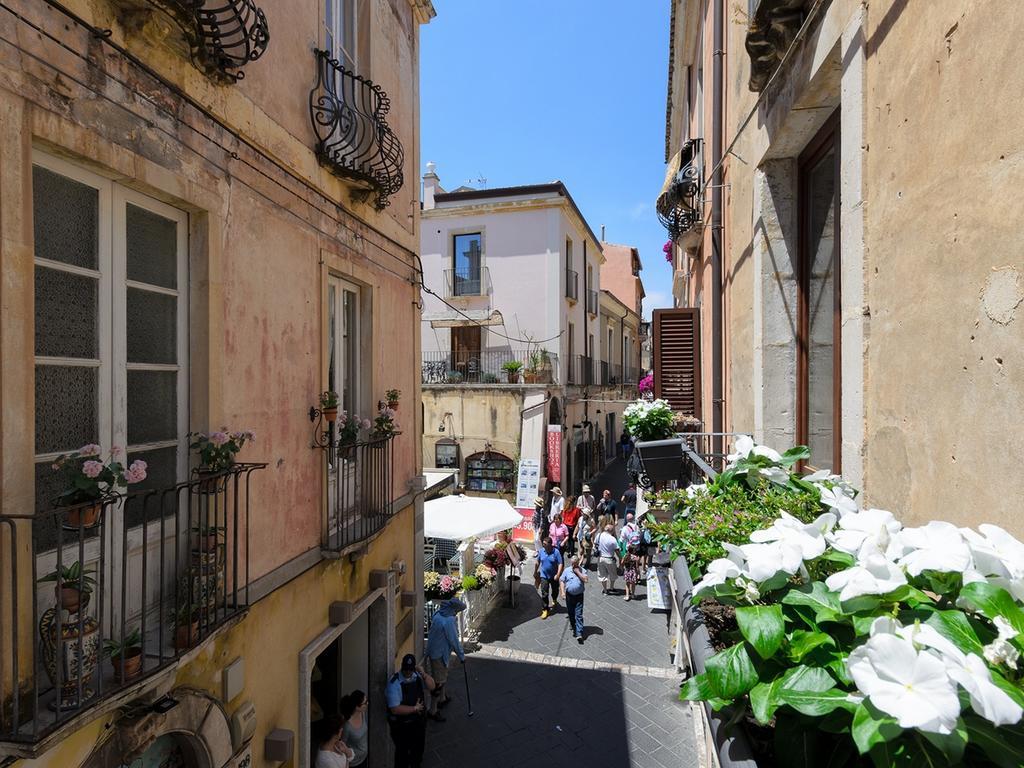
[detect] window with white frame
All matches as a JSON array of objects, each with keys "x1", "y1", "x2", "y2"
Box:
[
  {"x1": 324, "y1": 0, "x2": 358, "y2": 71},
  {"x1": 327, "y1": 276, "x2": 361, "y2": 419},
  {"x1": 32, "y1": 153, "x2": 188, "y2": 542}
]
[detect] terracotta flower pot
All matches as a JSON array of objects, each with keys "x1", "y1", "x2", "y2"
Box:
[
  {"x1": 56, "y1": 585, "x2": 89, "y2": 614},
  {"x1": 110, "y1": 648, "x2": 143, "y2": 681},
  {"x1": 66, "y1": 502, "x2": 102, "y2": 529},
  {"x1": 506, "y1": 372, "x2": 520, "y2": 384},
  {"x1": 174, "y1": 620, "x2": 200, "y2": 651},
  {"x1": 323, "y1": 406, "x2": 338, "y2": 423},
  {"x1": 192, "y1": 533, "x2": 219, "y2": 553},
  {"x1": 387, "y1": 401, "x2": 399, "y2": 410}
]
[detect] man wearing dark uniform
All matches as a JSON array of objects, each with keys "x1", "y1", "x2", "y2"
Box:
[{"x1": 385, "y1": 653, "x2": 436, "y2": 768}]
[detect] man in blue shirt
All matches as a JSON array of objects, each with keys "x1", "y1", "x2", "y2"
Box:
[
  {"x1": 425, "y1": 598, "x2": 465, "y2": 721},
  {"x1": 385, "y1": 653, "x2": 436, "y2": 768},
  {"x1": 537, "y1": 535, "x2": 563, "y2": 619}
]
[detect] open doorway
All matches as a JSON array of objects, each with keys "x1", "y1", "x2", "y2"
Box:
[{"x1": 311, "y1": 609, "x2": 369, "y2": 726}]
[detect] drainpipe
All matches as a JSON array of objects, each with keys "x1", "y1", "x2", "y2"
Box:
[{"x1": 710, "y1": 0, "x2": 725, "y2": 454}]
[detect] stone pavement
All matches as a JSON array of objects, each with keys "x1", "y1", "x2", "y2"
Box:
[{"x1": 421, "y1": 462, "x2": 700, "y2": 768}]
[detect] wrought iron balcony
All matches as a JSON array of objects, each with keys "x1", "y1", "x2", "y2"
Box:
[
  {"x1": 565, "y1": 269, "x2": 579, "y2": 301},
  {"x1": 0, "y1": 463, "x2": 265, "y2": 748},
  {"x1": 421, "y1": 349, "x2": 559, "y2": 385},
  {"x1": 148, "y1": 0, "x2": 270, "y2": 83},
  {"x1": 309, "y1": 49, "x2": 405, "y2": 210},
  {"x1": 657, "y1": 138, "x2": 703, "y2": 241},
  {"x1": 319, "y1": 434, "x2": 398, "y2": 552},
  {"x1": 628, "y1": 431, "x2": 750, "y2": 490},
  {"x1": 443, "y1": 267, "x2": 490, "y2": 298}
]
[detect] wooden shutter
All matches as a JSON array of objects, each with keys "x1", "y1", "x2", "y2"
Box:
[{"x1": 653, "y1": 308, "x2": 701, "y2": 419}]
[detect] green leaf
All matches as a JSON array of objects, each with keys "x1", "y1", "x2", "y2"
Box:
[
  {"x1": 749, "y1": 680, "x2": 779, "y2": 724},
  {"x1": 776, "y1": 664, "x2": 837, "y2": 693},
  {"x1": 679, "y1": 672, "x2": 714, "y2": 702},
  {"x1": 787, "y1": 629, "x2": 835, "y2": 661},
  {"x1": 925, "y1": 610, "x2": 984, "y2": 655},
  {"x1": 704, "y1": 643, "x2": 759, "y2": 700},
  {"x1": 780, "y1": 445, "x2": 811, "y2": 467},
  {"x1": 851, "y1": 701, "x2": 902, "y2": 755},
  {"x1": 902, "y1": 734, "x2": 948, "y2": 768},
  {"x1": 736, "y1": 604, "x2": 785, "y2": 660},
  {"x1": 964, "y1": 714, "x2": 1024, "y2": 768},
  {"x1": 778, "y1": 687, "x2": 853, "y2": 717},
  {"x1": 842, "y1": 595, "x2": 883, "y2": 614},
  {"x1": 959, "y1": 581, "x2": 1024, "y2": 635},
  {"x1": 782, "y1": 581, "x2": 843, "y2": 622},
  {"x1": 920, "y1": 721, "x2": 967, "y2": 764},
  {"x1": 819, "y1": 549, "x2": 857, "y2": 569}
]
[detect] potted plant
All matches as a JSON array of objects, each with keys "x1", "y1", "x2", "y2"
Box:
[
  {"x1": 501, "y1": 360, "x2": 523, "y2": 384},
  {"x1": 50, "y1": 445, "x2": 147, "y2": 527},
  {"x1": 38, "y1": 561, "x2": 96, "y2": 614},
  {"x1": 320, "y1": 391, "x2": 340, "y2": 422},
  {"x1": 385, "y1": 389, "x2": 401, "y2": 409},
  {"x1": 623, "y1": 398, "x2": 676, "y2": 442},
  {"x1": 523, "y1": 351, "x2": 541, "y2": 384},
  {"x1": 173, "y1": 601, "x2": 201, "y2": 651},
  {"x1": 190, "y1": 524, "x2": 224, "y2": 553},
  {"x1": 188, "y1": 429, "x2": 254, "y2": 493},
  {"x1": 104, "y1": 627, "x2": 143, "y2": 682},
  {"x1": 446, "y1": 370, "x2": 463, "y2": 384},
  {"x1": 372, "y1": 405, "x2": 399, "y2": 438},
  {"x1": 423, "y1": 571, "x2": 460, "y2": 601}
]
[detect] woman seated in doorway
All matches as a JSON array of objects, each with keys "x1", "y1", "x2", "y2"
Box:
[
  {"x1": 314, "y1": 714, "x2": 350, "y2": 768},
  {"x1": 340, "y1": 690, "x2": 368, "y2": 767}
]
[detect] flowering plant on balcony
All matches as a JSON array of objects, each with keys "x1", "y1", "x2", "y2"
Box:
[
  {"x1": 424, "y1": 571, "x2": 460, "y2": 600},
  {"x1": 679, "y1": 437, "x2": 1024, "y2": 766},
  {"x1": 623, "y1": 398, "x2": 675, "y2": 441},
  {"x1": 474, "y1": 563, "x2": 497, "y2": 586},
  {"x1": 338, "y1": 411, "x2": 371, "y2": 445},
  {"x1": 638, "y1": 373, "x2": 654, "y2": 394},
  {"x1": 372, "y1": 405, "x2": 399, "y2": 438},
  {"x1": 51, "y1": 444, "x2": 147, "y2": 506},
  {"x1": 663, "y1": 240, "x2": 673, "y2": 264},
  {"x1": 188, "y1": 429, "x2": 254, "y2": 472}
]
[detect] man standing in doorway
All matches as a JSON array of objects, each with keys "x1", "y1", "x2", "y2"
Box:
[
  {"x1": 425, "y1": 598, "x2": 466, "y2": 722},
  {"x1": 536, "y1": 536, "x2": 564, "y2": 619},
  {"x1": 386, "y1": 654, "x2": 436, "y2": 768}
]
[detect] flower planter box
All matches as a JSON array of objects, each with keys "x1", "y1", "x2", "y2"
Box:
[
  {"x1": 633, "y1": 438, "x2": 686, "y2": 485},
  {"x1": 672, "y1": 557, "x2": 759, "y2": 768}
]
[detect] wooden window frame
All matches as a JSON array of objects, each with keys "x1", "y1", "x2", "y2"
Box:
[{"x1": 796, "y1": 110, "x2": 841, "y2": 472}]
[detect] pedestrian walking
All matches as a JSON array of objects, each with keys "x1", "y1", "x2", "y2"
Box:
[
  {"x1": 536, "y1": 536, "x2": 564, "y2": 618},
  {"x1": 595, "y1": 524, "x2": 621, "y2": 595},
  {"x1": 620, "y1": 513, "x2": 641, "y2": 550},
  {"x1": 425, "y1": 598, "x2": 466, "y2": 722},
  {"x1": 548, "y1": 513, "x2": 569, "y2": 554},
  {"x1": 314, "y1": 714, "x2": 350, "y2": 768},
  {"x1": 576, "y1": 484, "x2": 596, "y2": 519},
  {"x1": 621, "y1": 544, "x2": 641, "y2": 601},
  {"x1": 340, "y1": 691, "x2": 368, "y2": 767},
  {"x1": 576, "y1": 512, "x2": 595, "y2": 569},
  {"x1": 621, "y1": 483, "x2": 637, "y2": 522},
  {"x1": 386, "y1": 654, "x2": 435, "y2": 768},
  {"x1": 549, "y1": 487, "x2": 565, "y2": 523},
  {"x1": 620, "y1": 430, "x2": 633, "y2": 460},
  {"x1": 560, "y1": 555, "x2": 589, "y2": 643},
  {"x1": 562, "y1": 498, "x2": 580, "y2": 557},
  {"x1": 596, "y1": 489, "x2": 618, "y2": 523},
  {"x1": 531, "y1": 495, "x2": 547, "y2": 551}
]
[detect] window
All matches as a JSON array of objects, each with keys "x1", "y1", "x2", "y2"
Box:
[
  {"x1": 565, "y1": 238, "x2": 573, "y2": 273},
  {"x1": 452, "y1": 233, "x2": 482, "y2": 296},
  {"x1": 607, "y1": 327, "x2": 613, "y2": 364},
  {"x1": 32, "y1": 153, "x2": 188, "y2": 529},
  {"x1": 328, "y1": 276, "x2": 361, "y2": 416},
  {"x1": 798, "y1": 114, "x2": 841, "y2": 471},
  {"x1": 324, "y1": 0, "x2": 357, "y2": 71}
]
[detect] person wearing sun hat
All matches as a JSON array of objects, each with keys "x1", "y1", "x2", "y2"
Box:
[{"x1": 549, "y1": 486, "x2": 565, "y2": 524}]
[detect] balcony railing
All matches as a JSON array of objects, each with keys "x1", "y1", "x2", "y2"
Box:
[
  {"x1": 147, "y1": 0, "x2": 270, "y2": 82},
  {"x1": 565, "y1": 269, "x2": 579, "y2": 301},
  {"x1": 567, "y1": 354, "x2": 596, "y2": 386},
  {"x1": 421, "y1": 350, "x2": 560, "y2": 385},
  {"x1": 443, "y1": 267, "x2": 490, "y2": 298},
  {"x1": 586, "y1": 289, "x2": 599, "y2": 315},
  {"x1": 309, "y1": 49, "x2": 405, "y2": 210},
  {"x1": 0, "y1": 463, "x2": 265, "y2": 745},
  {"x1": 322, "y1": 435, "x2": 397, "y2": 552},
  {"x1": 657, "y1": 138, "x2": 703, "y2": 241}
]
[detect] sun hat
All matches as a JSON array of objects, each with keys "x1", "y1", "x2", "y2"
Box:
[
  {"x1": 582, "y1": 484, "x2": 591, "y2": 493},
  {"x1": 534, "y1": 496, "x2": 544, "y2": 506},
  {"x1": 551, "y1": 487, "x2": 563, "y2": 496}
]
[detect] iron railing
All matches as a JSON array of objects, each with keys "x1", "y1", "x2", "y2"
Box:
[
  {"x1": 322, "y1": 435, "x2": 397, "y2": 552},
  {"x1": 421, "y1": 350, "x2": 559, "y2": 385},
  {"x1": 0, "y1": 463, "x2": 264, "y2": 744},
  {"x1": 565, "y1": 269, "x2": 578, "y2": 300},
  {"x1": 309, "y1": 49, "x2": 405, "y2": 210},
  {"x1": 586, "y1": 289, "x2": 599, "y2": 315},
  {"x1": 657, "y1": 138, "x2": 703, "y2": 241},
  {"x1": 567, "y1": 354, "x2": 596, "y2": 386},
  {"x1": 443, "y1": 266, "x2": 490, "y2": 298},
  {"x1": 148, "y1": 0, "x2": 270, "y2": 82}
]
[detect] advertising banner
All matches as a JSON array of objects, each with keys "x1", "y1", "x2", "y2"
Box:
[{"x1": 546, "y1": 424, "x2": 562, "y2": 482}]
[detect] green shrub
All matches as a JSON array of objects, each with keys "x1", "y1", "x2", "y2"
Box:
[{"x1": 461, "y1": 575, "x2": 480, "y2": 591}]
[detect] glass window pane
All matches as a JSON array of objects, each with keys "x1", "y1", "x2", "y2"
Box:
[
  {"x1": 32, "y1": 165, "x2": 98, "y2": 270},
  {"x1": 341, "y1": 0, "x2": 355, "y2": 66},
  {"x1": 328, "y1": 283, "x2": 337, "y2": 395},
  {"x1": 806, "y1": 146, "x2": 837, "y2": 469},
  {"x1": 452, "y1": 233, "x2": 482, "y2": 296},
  {"x1": 35, "y1": 364, "x2": 98, "y2": 455},
  {"x1": 127, "y1": 287, "x2": 177, "y2": 365},
  {"x1": 127, "y1": 370, "x2": 177, "y2": 444},
  {"x1": 35, "y1": 265, "x2": 98, "y2": 358},
  {"x1": 342, "y1": 289, "x2": 357, "y2": 414},
  {"x1": 126, "y1": 203, "x2": 178, "y2": 289},
  {"x1": 123, "y1": 445, "x2": 180, "y2": 530}
]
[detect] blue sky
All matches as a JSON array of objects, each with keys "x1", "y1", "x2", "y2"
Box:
[{"x1": 420, "y1": 0, "x2": 673, "y2": 318}]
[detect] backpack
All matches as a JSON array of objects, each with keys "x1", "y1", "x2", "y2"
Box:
[
  {"x1": 624, "y1": 524, "x2": 641, "y2": 547},
  {"x1": 642, "y1": 527, "x2": 653, "y2": 545}
]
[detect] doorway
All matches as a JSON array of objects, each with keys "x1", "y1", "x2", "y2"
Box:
[{"x1": 451, "y1": 326, "x2": 481, "y2": 380}]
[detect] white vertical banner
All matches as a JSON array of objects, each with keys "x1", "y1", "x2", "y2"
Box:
[{"x1": 514, "y1": 458, "x2": 541, "y2": 509}]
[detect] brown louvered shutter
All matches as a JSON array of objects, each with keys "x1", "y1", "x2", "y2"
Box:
[{"x1": 653, "y1": 308, "x2": 701, "y2": 419}]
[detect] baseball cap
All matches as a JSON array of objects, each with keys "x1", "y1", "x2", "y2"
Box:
[{"x1": 401, "y1": 653, "x2": 416, "y2": 671}]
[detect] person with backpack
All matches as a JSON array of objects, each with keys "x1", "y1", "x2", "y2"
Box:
[
  {"x1": 620, "y1": 513, "x2": 641, "y2": 550},
  {"x1": 560, "y1": 555, "x2": 589, "y2": 643}
]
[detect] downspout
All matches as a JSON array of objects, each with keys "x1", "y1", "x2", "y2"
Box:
[
  {"x1": 710, "y1": 0, "x2": 725, "y2": 454},
  {"x1": 583, "y1": 240, "x2": 590, "y2": 485}
]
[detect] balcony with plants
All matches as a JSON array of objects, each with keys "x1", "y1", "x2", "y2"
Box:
[{"x1": 420, "y1": 349, "x2": 559, "y2": 386}]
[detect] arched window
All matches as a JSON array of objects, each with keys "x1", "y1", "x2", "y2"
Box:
[{"x1": 464, "y1": 451, "x2": 515, "y2": 493}]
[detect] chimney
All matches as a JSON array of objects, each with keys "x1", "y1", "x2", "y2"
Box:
[
  {"x1": 600, "y1": 224, "x2": 606, "y2": 241},
  {"x1": 422, "y1": 161, "x2": 440, "y2": 210}
]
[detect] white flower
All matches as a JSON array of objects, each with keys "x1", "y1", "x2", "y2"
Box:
[
  {"x1": 692, "y1": 557, "x2": 741, "y2": 597},
  {"x1": 686, "y1": 483, "x2": 707, "y2": 499},
  {"x1": 737, "y1": 540, "x2": 804, "y2": 582},
  {"x1": 727, "y1": 435, "x2": 754, "y2": 463},
  {"x1": 825, "y1": 553, "x2": 907, "y2": 602},
  {"x1": 817, "y1": 484, "x2": 859, "y2": 517},
  {"x1": 983, "y1": 638, "x2": 1021, "y2": 670},
  {"x1": 737, "y1": 577, "x2": 761, "y2": 604},
  {"x1": 847, "y1": 632, "x2": 961, "y2": 734},
  {"x1": 962, "y1": 524, "x2": 1024, "y2": 581},
  {"x1": 897, "y1": 521, "x2": 972, "y2": 576},
  {"x1": 751, "y1": 444, "x2": 783, "y2": 463},
  {"x1": 827, "y1": 508, "x2": 902, "y2": 560},
  {"x1": 750, "y1": 512, "x2": 836, "y2": 562},
  {"x1": 758, "y1": 466, "x2": 790, "y2": 485},
  {"x1": 994, "y1": 615, "x2": 1019, "y2": 641}
]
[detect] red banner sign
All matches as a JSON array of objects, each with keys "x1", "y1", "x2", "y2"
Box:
[{"x1": 546, "y1": 425, "x2": 562, "y2": 483}]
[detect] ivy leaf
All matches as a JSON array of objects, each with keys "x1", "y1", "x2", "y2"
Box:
[
  {"x1": 782, "y1": 582, "x2": 843, "y2": 622},
  {"x1": 778, "y1": 687, "x2": 853, "y2": 717},
  {"x1": 736, "y1": 604, "x2": 785, "y2": 660},
  {"x1": 787, "y1": 629, "x2": 835, "y2": 661},
  {"x1": 704, "y1": 643, "x2": 759, "y2": 700},
  {"x1": 851, "y1": 701, "x2": 902, "y2": 755},
  {"x1": 958, "y1": 581, "x2": 1024, "y2": 635},
  {"x1": 925, "y1": 610, "x2": 984, "y2": 655}
]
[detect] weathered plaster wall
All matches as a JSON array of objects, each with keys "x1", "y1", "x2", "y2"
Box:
[
  {"x1": 600, "y1": 243, "x2": 643, "y2": 317},
  {"x1": 421, "y1": 387, "x2": 527, "y2": 472},
  {"x1": 861, "y1": 1, "x2": 1024, "y2": 530}
]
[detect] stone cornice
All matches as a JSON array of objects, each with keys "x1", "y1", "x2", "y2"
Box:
[{"x1": 407, "y1": 0, "x2": 437, "y2": 24}]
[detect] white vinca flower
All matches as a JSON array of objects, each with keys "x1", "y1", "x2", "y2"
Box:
[
  {"x1": 758, "y1": 466, "x2": 790, "y2": 485},
  {"x1": 827, "y1": 508, "x2": 903, "y2": 560},
  {"x1": 750, "y1": 512, "x2": 836, "y2": 562},
  {"x1": 727, "y1": 435, "x2": 754, "y2": 464},
  {"x1": 962, "y1": 525, "x2": 1024, "y2": 600},
  {"x1": 983, "y1": 616, "x2": 1021, "y2": 670},
  {"x1": 751, "y1": 444, "x2": 783, "y2": 463},
  {"x1": 692, "y1": 557, "x2": 742, "y2": 598},
  {"x1": 897, "y1": 521, "x2": 972, "y2": 576},
  {"x1": 846, "y1": 630, "x2": 961, "y2": 734},
  {"x1": 817, "y1": 484, "x2": 859, "y2": 517},
  {"x1": 734, "y1": 575, "x2": 761, "y2": 604},
  {"x1": 825, "y1": 552, "x2": 907, "y2": 602},
  {"x1": 736, "y1": 540, "x2": 804, "y2": 582}
]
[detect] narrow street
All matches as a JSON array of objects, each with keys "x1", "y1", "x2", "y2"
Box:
[{"x1": 422, "y1": 462, "x2": 699, "y2": 768}]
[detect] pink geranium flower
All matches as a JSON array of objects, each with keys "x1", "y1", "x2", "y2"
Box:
[
  {"x1": 79, "y1": 444, "x2": 102, "y2": 457},
  {"x1": 82, "y1": 460, "x2": 104, "y2": 478},
  {"x1": 209, "y1": 431, "x2": 229, "y2": 446}
]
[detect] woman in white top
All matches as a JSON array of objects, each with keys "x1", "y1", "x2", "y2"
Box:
[
  {"x1": 340, "y1": 690, "x2": 368, "y2": 767},
  {"x1": 595, "y1": 525, "x2": 621, "y2": 595},
  {"x1": 314, "y1": 715, "x2": 350, "y2": 768},
  {"x1": 549, "y1": 487, "x2": 565, "y2": 522}
]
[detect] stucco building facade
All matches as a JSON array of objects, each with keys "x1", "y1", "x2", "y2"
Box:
[
  {"x1": 0, "y1": 1, "x2": 433, "y2": 766},
  {"x1": 659, "y1": 0, "x2": 1024, "y2": 531}
]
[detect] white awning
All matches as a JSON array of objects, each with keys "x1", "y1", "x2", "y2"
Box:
[
  {"x1": 423, "y1": 494, "x2": 523, "y2": 540},
  {"x1": 427, "y1": 309, "x2": 505, "y2": 328}
]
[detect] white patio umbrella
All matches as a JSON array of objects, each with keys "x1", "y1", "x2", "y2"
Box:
[{"x1": 423, "y1": 494, "x2": 523, "y2": 541}]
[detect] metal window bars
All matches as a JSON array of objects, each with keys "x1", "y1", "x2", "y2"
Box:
[
  {"x1": 309, "y1": 49, "x2": 405, "y2": 210},
  {"x1": 443, "y1": 266, "x2": 490, "y2": 298},
  {"x1": 320, "y1": 434, "x2": 398, "y2": 552},
  {"x1": 0, "y1": 463, "x2": 264, "y2": 745}
]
